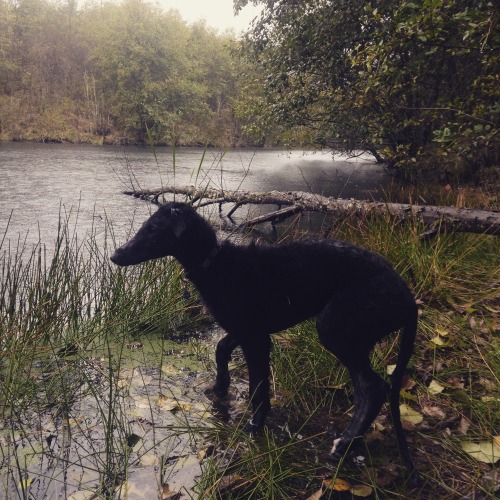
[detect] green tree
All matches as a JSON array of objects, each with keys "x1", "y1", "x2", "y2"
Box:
[
  {"x1": 0, "y1": 0, "x2": 18, "y2": 95},
  {"x1": 86, "y1": 0, "x2": 244, "y2": 145},
  {"x1": 236, "y1": 0, "x2": 499, "y2": 180},
  {"x1": 0, "y1": 0, "x2": 18, "y2": 137},
  {"x1": 0, "y1": 0, "x2": 256, "y2": 145}
]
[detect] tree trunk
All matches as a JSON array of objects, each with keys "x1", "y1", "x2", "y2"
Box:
[{"x1": 123, "y1": 185, "x2": 499, "y2": 236}]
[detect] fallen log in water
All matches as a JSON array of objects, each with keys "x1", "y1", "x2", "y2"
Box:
[{"x1": 123, "y1": 185, "x2": 499, "y2": 236}]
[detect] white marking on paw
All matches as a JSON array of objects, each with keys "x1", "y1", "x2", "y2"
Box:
[{"x1": 331, "y1": 437, "x2": 341, "y2": 455}]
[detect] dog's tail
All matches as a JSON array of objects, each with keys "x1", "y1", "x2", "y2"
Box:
[{"x1": 390, "y1": 308, "x2": 418, "y2": 479}]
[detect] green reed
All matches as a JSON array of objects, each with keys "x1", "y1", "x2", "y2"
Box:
[{"x1": 0, "y1": 207, "x2": 196, "y2": 497}]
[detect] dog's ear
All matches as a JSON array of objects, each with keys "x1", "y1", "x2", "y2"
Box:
[{"x1": 171, "y1": 207, "x2": 187, "y2": 238}]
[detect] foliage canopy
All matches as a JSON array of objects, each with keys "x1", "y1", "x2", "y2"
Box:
[
  {"x1": 235, "y1": 0, "x2": 499, "y2": 179},
  {"x1": 0, "y1": 0, "x2": 249, "y2": 146}
]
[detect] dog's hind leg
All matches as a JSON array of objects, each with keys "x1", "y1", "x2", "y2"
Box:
[
  {"x1": 317, "y1": 300, "x2": 389, "y2": 457},
  {"x1": 330, "y1": 360, "x2": 389, "y2": 457},
  {"x1": 211, "y1": 334, "x2": 239, "y2": 398},
  {"x1": 240, "y1": 335, "x2": 272, "y2": 428}
]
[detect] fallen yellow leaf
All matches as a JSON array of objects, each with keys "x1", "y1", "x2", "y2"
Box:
[
  {"x1": 351, "y1": 484, "x2": 373, "y2": 497},
  {"x1": 428, "y1": 379, "x2": 445, "y2": 394},
  {"x1": 386, "y1": 364, "x2": 396, "y2": 375},
  {"x1": 323, "y1": 477, "x2": 352, "y2": 491},
  {"x1": 460, "y1": 440, "x2": 500, "y2": 464},
  {"x1": 431, "y1": 336, "x2": 445, "y2": 346},
  {"x1": 400, "y1": 404, "x2": 423, "y2": 425},
  {"x1": 435, "y1": 328, "x2": 449, "y2": 336}
]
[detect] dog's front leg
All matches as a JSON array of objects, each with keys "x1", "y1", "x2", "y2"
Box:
[
  {"x1": 212, "y1": 334, "x2": 239, "y2": 398},
  {"x1": 241, "y1": 336, "x2": 272, "y2": 428}
]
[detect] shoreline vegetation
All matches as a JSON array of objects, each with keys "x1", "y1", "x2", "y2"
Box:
[
  {"x1": 0, "y1": 0, "x2": 263, "y2": 150},
  {"x1": 1, "y1": 0, "x2": 498, "y2": 182},
  {"x1": 4, "y1": 135, "x2": 253, "y2": 147},
  {"x1": 0, "y1": 201, "x2": 498, "y2": 498}
]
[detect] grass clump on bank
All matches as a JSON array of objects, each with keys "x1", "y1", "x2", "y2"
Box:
[
  {"x1": 0, "y1": 211, "x2": 204, "y2": 498},
  {"x1": 195, "y1": 214, "x2": 499, "y2": 499},
  {"x1": 0, "y1": 206, "x2": 498, "y2": 499}
]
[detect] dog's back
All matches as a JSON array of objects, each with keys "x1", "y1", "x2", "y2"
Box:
[{"x1": 187, "y1": 238, "x2": 415, "y2": 338}]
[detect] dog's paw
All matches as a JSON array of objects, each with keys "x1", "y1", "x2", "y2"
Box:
[
  {"x1": 203, "y1": 384, "x2": 229, "y2": 400},
  {"x1": 329, "y1": 436, "x2": 356, "y2": 459},
  {"x1": 245, "y1": 420, "x2": 265, "y2": 435},
  {"x1": 330, "y1": 437, "x2": 344, "y2": 458}
]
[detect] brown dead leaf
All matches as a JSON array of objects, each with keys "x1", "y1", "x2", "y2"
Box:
[
  {"x1": 402, "y1": 376, "x2": 417, "y2": 391},
  {"x1": 159, "y1": 483, "x2": 182, "y2": 500},
  {"x1": 458, "y1": 416, "x2": 472, "y2": 435},
  {"x1": 402, "y1": 419, "x2": 417, "y2": 431},
  {"x1": 323, "y1": 477, "x2": 352, "y2": 491},
  {"x1": 364, "y1": 429, "x2": 385, "y2": 444},
  {"x1": 422, "y1": 405, "x2": 446, "y2": 419}
]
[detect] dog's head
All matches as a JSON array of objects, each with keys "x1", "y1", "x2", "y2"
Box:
[{"x1": 110, "y1": 202, "x2": 210, "y2": 266}]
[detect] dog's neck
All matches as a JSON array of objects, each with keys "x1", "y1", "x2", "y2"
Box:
[{"x1": 184, "y1": 242, "x2": 221, "y2": 277}]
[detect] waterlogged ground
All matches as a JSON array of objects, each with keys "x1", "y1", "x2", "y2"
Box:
[{"x1": 0, "y1": 327, "x2": 252, "y2": 499}]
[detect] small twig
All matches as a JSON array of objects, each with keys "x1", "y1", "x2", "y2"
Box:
[{"x1": 237, "y1": 206, "x2": 303, "y2": 230}]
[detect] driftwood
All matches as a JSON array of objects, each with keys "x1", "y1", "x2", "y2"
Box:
[{"x1": 123, "y1": 185, "x2": 499, "y2": 236}]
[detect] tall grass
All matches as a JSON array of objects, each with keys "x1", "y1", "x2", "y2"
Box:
[
  {"x1": 193, "y1": 213, "x2": 499, "y2": 499},
  {"x1": 0, "y1": 208, "x2": 199, "y2": 497},
  {"x1": 0, "y1": 201, "x2": 498, "y2": 499}
]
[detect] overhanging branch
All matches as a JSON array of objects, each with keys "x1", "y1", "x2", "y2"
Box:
[{"x1": 123, "y1": 185, "x2": 499, "y2": 236}]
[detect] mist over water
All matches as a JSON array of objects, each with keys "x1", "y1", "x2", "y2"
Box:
[{"x1": 0, "y1": 143, "x2": 389, "y2": 248}]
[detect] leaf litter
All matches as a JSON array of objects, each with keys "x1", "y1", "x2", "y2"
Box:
[{"x1": 0, "y1": 328, "x2": 243, "y2": 499}]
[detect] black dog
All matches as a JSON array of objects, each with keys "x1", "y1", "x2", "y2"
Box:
[{"x1": 111, "y1": 202, "x2": 418, "y2": 478}]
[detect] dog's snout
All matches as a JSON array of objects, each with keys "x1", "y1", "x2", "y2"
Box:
[{"x1": 110, "y1": 248, "x2": 126, "y2": 266}]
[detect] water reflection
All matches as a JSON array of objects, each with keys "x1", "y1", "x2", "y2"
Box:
[{"x1": 0, "y1": 143, "x2": 388, "y2": 248}]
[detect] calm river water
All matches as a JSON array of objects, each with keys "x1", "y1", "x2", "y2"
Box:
[{"x1": 0, "y1": 142, "x2": 389, "y2": 248}]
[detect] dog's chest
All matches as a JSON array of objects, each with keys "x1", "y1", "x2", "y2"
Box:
[{"x1": 193, "y1": 261, "x2": 328, "y2": 335}]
